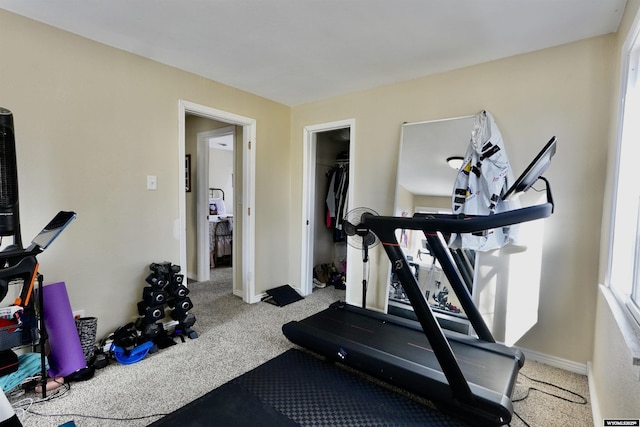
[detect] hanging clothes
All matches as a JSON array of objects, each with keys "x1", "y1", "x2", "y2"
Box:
[
  {"x1": 449, "y1": 110, "x2": 519, "y2": 251},
  {"x1": 325, "y1": 160, "x2": 349, "y2": 242}
]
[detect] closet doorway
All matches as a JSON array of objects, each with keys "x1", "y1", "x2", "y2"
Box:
[{"x1": 300, "y1": 119, "x2": 355, "y2": 297}]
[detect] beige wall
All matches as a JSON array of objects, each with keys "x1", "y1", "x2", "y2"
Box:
[
  {"x1": 290, "y1": 35, "x2": 615, "y2": 364},
  {"x1": 0, "y1": 10, "x2": 290, "y2": 339}
]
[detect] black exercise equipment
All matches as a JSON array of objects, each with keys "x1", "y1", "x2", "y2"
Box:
[
  {"x1": 0, "y1": 109, "x2": 76, "y2": 416},
  {"x1": 0, "y1": 108, "x2": 22, "y2": 249},
  {"x1": 283, "y1": 137, "x2": 557, "y2": 426},
  {"x1": 137, "y1": 262, "x2": 198, "y2": 342},
  {"x1": 0, "y1": 210, "x2": 77, "y2": 401}
]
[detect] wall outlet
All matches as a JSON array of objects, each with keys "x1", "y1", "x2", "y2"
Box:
[{"x1": 72, "y1": 309, "x2": 85, "y2": 319}]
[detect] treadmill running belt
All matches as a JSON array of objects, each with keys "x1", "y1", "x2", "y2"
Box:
[{"x1": 304, "y1": 306, "x2": 515, "y2": 393}]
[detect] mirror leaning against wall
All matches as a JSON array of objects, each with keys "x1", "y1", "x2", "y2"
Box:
[
  {"x1": 388, "y1": 112, "x2": 545, "y2": 345},
  {"x1": 389, "y1": 114, "x2": 477, "y2": 334}
]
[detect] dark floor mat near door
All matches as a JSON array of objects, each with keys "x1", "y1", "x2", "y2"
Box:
[{"x1": 262, "y1": 284, "x2": 304, "y2": 307}]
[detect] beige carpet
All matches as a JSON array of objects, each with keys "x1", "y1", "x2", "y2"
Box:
[
  {"x1": 7, "y1": 267, "x2": 591, "y2": 426},
  {"x1": 512, "y1": 361, "x2": 591, "y2": 426}
]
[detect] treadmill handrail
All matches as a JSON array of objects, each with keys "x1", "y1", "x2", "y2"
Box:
[
  {"x1": 366, "y1": 171, "x2": 554, "y2": 236},
  {"x1": 364, "y1": 202, "x2": 552, "y2": 235}
]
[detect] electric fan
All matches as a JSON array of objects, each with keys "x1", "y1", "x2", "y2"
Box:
[
  {"x1": 0, "y1": 107, "x2": 22, "y2": 249},
  {"x1": 343, "y1": 207, "x2": 380, "y2": 308}
]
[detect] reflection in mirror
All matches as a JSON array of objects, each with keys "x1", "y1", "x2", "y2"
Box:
[{"x1": 389, "y1": 115, "x2": 476, "y2": 333}]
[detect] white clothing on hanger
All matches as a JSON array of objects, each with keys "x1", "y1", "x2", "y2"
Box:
[{"x1": 449, "y1": 110, "x2": 519, "y2": 251}]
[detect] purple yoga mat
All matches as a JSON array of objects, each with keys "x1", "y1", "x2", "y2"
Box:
[{"x1": 42, "y1": 282, "x2": 86, "y2": 377}]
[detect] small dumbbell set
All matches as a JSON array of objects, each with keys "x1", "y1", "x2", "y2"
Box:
[
  {"x1": 135, "y1": 262, "x2": 198, "y2": 344},
  {"x1": 99, "y1": 262, "x2": 198, "y2": 366}
]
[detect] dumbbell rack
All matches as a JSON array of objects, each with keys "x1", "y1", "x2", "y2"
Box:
[{"x1": 136, "y1": 262, "x2": 197, "y2": 343}]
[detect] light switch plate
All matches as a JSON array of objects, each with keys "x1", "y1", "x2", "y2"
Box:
[{"x1": 147, "y1": 175, "x2": 157, "y2": 190}]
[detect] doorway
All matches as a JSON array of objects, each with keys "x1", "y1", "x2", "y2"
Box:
[
  {"x1": 178, "y1": 100, "x2": 256, "y2": 303},
  {"x1": 195, "y1": 124, "x2": 235, "y2": 283},
  {"x1": 300, "y1": 119, "x2": 355, "y2": 297}
]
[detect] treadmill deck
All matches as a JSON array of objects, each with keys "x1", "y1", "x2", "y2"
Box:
[{"x1": 283, "y1": 301, "x2": 522, "y2": 424}]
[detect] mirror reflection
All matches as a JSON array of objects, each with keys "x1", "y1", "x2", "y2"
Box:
[{"x1": 389, "y1": 115, "x2": 476, "y2": 332}]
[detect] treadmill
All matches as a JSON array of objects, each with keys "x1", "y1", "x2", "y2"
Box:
[{"x1": 283, "y1": 137, "x2": 557, "y2": 426}]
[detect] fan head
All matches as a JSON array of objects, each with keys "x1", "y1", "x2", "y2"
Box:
[{"x1": 343, "y1": 207, "x2": 380, "y2": 249}]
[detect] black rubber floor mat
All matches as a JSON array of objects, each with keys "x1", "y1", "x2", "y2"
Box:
[
  {"x1": 152, "y1": 348, "x2": 469, "y2": 426},
  {"x1": 263, "y1": 284, "x2": 304, "y2": 307},
  {"x1": 149, "y1": 381, "x2": 297, "y2": 427}
]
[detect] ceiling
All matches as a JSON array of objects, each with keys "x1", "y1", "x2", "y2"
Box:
[{"x1": 0, "y1": 0, "x2": 628, "y2": 107}]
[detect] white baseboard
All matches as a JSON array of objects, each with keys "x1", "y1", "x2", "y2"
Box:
[
  {"x1": 517, "y1": 346, "x2": 588, "y2": 375},
  {"x1": 238, "y1": 288, "x2": 259, "y2": 302}
]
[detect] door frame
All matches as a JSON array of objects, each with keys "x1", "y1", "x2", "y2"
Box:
[
  {"x1": 300, "y1": 119, "x2": 355, "y2": 297},
  {"x1": 178, "y1": 100, "x2": 256, "y2": 303}
]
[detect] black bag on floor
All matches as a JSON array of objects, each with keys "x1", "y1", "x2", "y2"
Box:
[{"x1": 0, "y1": 350, "x2": 18, "y2": 376}]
